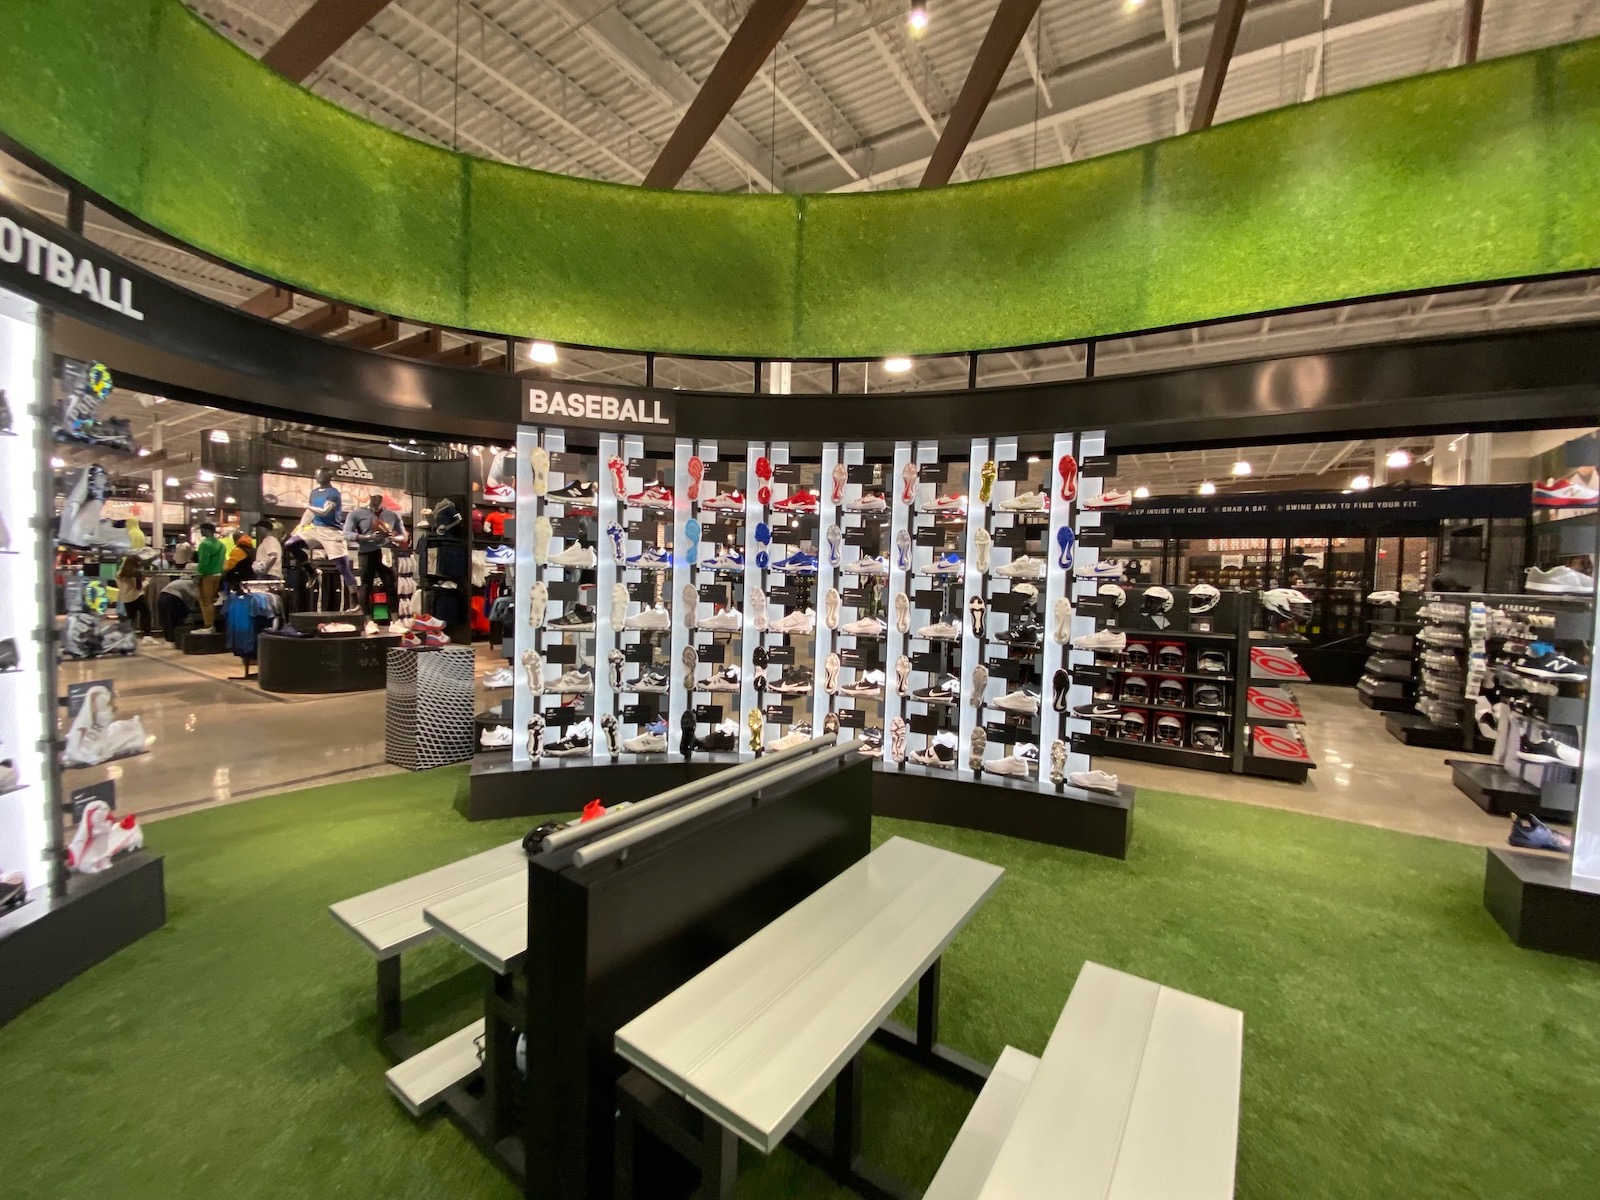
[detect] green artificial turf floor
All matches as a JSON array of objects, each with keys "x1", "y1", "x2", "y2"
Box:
[{"x1": 1, "y1": 768, "x2": 1598, "y2": 1199}]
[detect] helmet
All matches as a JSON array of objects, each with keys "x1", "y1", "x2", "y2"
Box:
[
  {"x1": 1156, "y1": 643, "x2": 1186, "y2": 673},
  {"x1": 1141, "y1": 586, "x2": 1174, "y2": 617},
  {"x1": 1098, "y1": 583, "x2": 1126, "y2": 608},
  {"x1": 1190, "y1": 720, "x2": 1226, "y2": 751},
  {"x1": 1120, "y1": 675, "x2": 1151, "y2": 703},
  {"x1": 1156, "y1": 678, "x2": 1187, "y2": 708},
  {"x1": 1118, "y1": 709, "x2": 1148, "y2": 741},
  {"x1": 1194, "y1": 683, "x2": 1226, "y2": 710},
  {"x1": 1262, "y1": 587, "x2": 1313, "y2": 620},
  {"x1": 1154, "y1": 714, "x2": 1185, "y2": 746},
  {"x1": 1189, "y1": 583, "x2": 1221, "y2": 613},
  {"x1": 1124, "y1": 641, "x2": 1153, "y2": 670}
]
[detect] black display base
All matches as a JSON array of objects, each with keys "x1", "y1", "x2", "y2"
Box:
[
  {"x1": 458, "y1": 753, "x2": 748, "y2": 820},
  {"x1": 1241, "y1": 753, "x2": 1314, "y2": 783},
  {"x1": 0, "y1": 852, "x2": 166, "y2": 1025},
  {"x1": 181, "y1": 627, "x2": 226, "y2": 655},
  {"x1": 1447, "y1": 759, "x2": 1553, "y2": 818},
  {"x1": 1099, "y1": 738, "x2": 1234, "y2": 774},
  {"x1": 257, "y1": 631, "x2": 400, "y2": 694},
  {"x1": 1483, "y1": 848, "x2": 1600, "y2": 962},
  {"x1": 871, "y1": 765, "x2": 1133, "y2": 860},
  {"x1": 1387, "y1": 713, "x2": 1485, "y2": 751},
  {"x1": 286, "y1": 609, "x2": 366, "y2": 634},
  {"x1": 1357, "y1": 689, "x2": 1412, "y2": 713}
]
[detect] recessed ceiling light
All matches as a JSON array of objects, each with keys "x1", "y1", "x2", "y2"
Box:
[
  {"x1": 1198, "y1": 481, "x2": 1217, "y2": 496},
  {"x1": 208, "y1": 429, "x2": 230, "y2": 443},
  {"x1": 280, "y1": 456, "x2": 298, "y2": 470},
  {"x1": 325, "y1": 452, "x2": 342, "y2": 463},
  {"x1": 1134, "y1": 486, "x2": 1150, "y2": 499},
  {"x1": 198, "y1": 470, "x2": 214, "y2": 482},
  {"x1": 164, "y1": 476, "x2": 179, "y2": 487},
  {"x1": 1231, "y1": 460, "x2": 1251, "y2": 476},
  {"x1": 907, "y1": 1, "x2": 929, "y2": 32},
  {"x1": 137, "y1": 447, "x2": 151, "y2": 457},
  {"x1": 224, "y1": 496, "x2": 236, "y2": 504},
  {"x1": 1385, "y1": 448, "x2": 1411, "y2": 469},
  {"x1": 529, "y1": 341, "x2": 559, "y2": 365},
  {"x1": 1351, "y1": 474, "x2": 1372, "y2": 491},
  {"x1": 49, "y1": 456, "x2": 64, "y2": 468},
  {"x1": 884, "y1": 357, "x2": 912, "y2": 374}
]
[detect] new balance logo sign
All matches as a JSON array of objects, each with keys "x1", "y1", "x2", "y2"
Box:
[
  {"x1": 525, "y1": 384, "x2": 673, "y2": 433},
  {"x1": 335, "y1": 457, "x2": 375, "y2": 481}
]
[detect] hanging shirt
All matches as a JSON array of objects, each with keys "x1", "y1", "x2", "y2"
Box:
[{"x1": 308, "y1": 485, "x2": 343, "y2": 529}]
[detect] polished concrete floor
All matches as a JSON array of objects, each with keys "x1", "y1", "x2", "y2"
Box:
[
  {"x1": 1110, "y1": 684, "x2": 1513, "y2": 848},
  {"x1": 60, "y1": 648, "x2": 1513, "y2": 847}
]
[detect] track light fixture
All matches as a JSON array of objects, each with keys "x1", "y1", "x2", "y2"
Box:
[{"x1": 907, "y1": 2, "x2": 929, "y2": 33}]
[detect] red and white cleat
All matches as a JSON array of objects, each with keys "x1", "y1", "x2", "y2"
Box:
[
  {"x1": 606, "y1": 455, "x2": 628, "y2": 498},
  {"x1": 1058, "y1": 454, "x2": 1078, "y2": 503},
  {"x1": 686, "y1": 455, "x2": 704, "y2": 501}
]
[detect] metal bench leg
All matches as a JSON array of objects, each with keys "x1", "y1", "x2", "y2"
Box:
[
  {"x1": 614, "y1": 1098, "x2": 637, "y2": 1200},
  {"x1": 484, "y1": 971, "x2": 518, "y2": 1141},
  {"x1": 376, "y1": 956, "x2": 402, "y2": 1040},
  {"x1": 697, "y1": 1116, "x2": 738, "y2": 1200},
  {"x1": 832, "y1": 1050, "x2": 865, "y2": 1172},
  {"x1": 869, "y1": 955, "x2": 991, "y2": 1092},
  {"x1": 916, "y1": 958, "x2": 941, "y2": 1053}
]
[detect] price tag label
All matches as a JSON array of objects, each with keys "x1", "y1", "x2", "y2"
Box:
[
  {"x1": 996, "y1": 460, "x2": 1032, "y2": 482},
  {"x1": 908, "y1": 713, "x2": 943, "y2": 735},
  {"x1": 1080, "y1": 455, "x2": 1118, "y2": 478},
  {"x1": 626, "y1": 581, "x2": 655, "y2": 602},
  {"x1": 700, "y1": 460, "x2": 732, "y2": 483},
  {"x1": 1069, "y1": 730, "x2": 1103, "y2": 754},
  {"x1": 846, "y1": 464, "x2": 877, "y2": 484},
  {"x1": 917, "y1": 462, "x2": 948, "y2": 482},
  {"x1": 696, "y1": 642, "x2": 726, "y2": 664},
  {"x1": 771, "y1": 463, "x2": 804, "y2": 485},
  {"x1": 1076, "y1": 526, "x2": 1113, "y2": 548},
  {"x1": 840, "y1": 588, "x2": 870, "y2": 607},
  {"x1": 984, "y1": 722, "x2": 1019, "y2": 744},
  {"x1": 1075, "y1": 596, "x2": 1117, "y2": 619},
  {"x1": 548, "y1": 452, "x2": 587, "y2": 473},
  {"x1": 989, "y1": 590, "x2": 1033, "y2": 616},
  {"x1": 838, "y1": 707, "x2": 867, "y2": 729},
  {"x1": 765, "y1": 644, "x2": 796, "y2": 665},
  {"x1": 1071, "y1": 665, "x2": 1111, "y2": 686},
  {"x1": 764, "y1": 704, "x2": 795, "y2": 722},
  {"x1": 543, "y1": 643, "x2": 578, "y2": 665},
  {"x1": 549, "y1": 516, "x2": 586, "y2": 539},
  {"x1": 622, "y1": 703, "x2": 658, "y2": 723},
  {"x1": 697, "y1": 583, "x2": 730, "y2": 604},
  {"x1": 622, "y1": 642, "x2": 654, "y2": 664},
  {"x1": 985, "y1": 658, "x2": 1024, "y2": 680},
  {"x1": 913, "y1": 527, "x2": 948, "y2": 548},
  {"x1": 913, "y1": 589, "x2": 945, "y2": 612},
  {"x1": 694, "y1": 704, "x2": 724, "y2": 723},
  {"x1": 843, "y1": 526, "x2": 881, "y2": 549},
  {"x1": 546, "y1": 581, "x2": 581, "y2": 601},
  {"x1": 838, "y1": 647, "x2": 881, "y2": 668},
  {"x1": 768, "y1": 586, "x2": 800, "y2": 605},
  {"x1": 911, "y1": 651, "x2": 943, "y2": 672}
]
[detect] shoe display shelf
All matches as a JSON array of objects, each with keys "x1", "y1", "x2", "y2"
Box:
[
  {"x1": 816, "y1": 441, "x2": 888, "y2": 760},
  {"x1": 1430, "y1": 590, "x2": 1593, "y2": 823},
  {"x1": 1384, "y1": 593, "x2": 1485, "y2": 751},
  {"x1": 1358, "y1": 593, "x2": 1420, "y2": 714}
]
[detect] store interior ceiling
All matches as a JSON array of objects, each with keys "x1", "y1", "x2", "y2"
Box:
[{"x1": 5, "y1": 1, "x2": 1600, "y2": 393}]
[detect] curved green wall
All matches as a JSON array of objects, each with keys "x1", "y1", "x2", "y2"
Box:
[{"x1": 2, "y1": 0, "x2": 1597, "y2": 358}]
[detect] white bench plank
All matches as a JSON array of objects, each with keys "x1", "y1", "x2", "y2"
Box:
[
  {"x1": 923, "y1": 1046, "x2": 1039, "y2": 1200},
  {"x1": 616, "y1": 836, "x2": 1004, "y2": 1153},
  {"x1": 423, "y1": 874, "x2": 528, "y2": 974},
  {"x1": 329, "y1": 841, "x2": 525, "y2": 958},
  {"x1": 384, "y1": 1018, "x2": 485, "y2": 1116},
  {"x1": 1107, "y1": 987, "x2": 1243, "y2": 1200}
]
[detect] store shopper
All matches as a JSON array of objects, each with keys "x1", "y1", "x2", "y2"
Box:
[
  {"x1": 344, "y1": 493, "x2": 406, "y2": 617},
  {"x1": 158, "y1": 568, "x2": 200, "y2": 642},
  {"x1": 114, "y1": 554, "x2": 151, "y2": 636},
  {"x1": 195, "y1": 523, "x2": 225, "y2": 628},
  {"x1": 171, "y1": 537, "x2": 194, "y2": 567},
  {"x1": 252, "y1": 519, "x2": 284, "y2": 580},
  {"x1": 224, "y1": 531, "x2": 256, "y2": 590}
]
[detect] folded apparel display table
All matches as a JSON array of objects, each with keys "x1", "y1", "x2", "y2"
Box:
[{"x1": 257, "y1": 630, "x2": 400, "y2": 694}]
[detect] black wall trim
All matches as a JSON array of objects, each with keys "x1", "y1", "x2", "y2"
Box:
[{"x1": 9, "y1": 197, "x2": 1597, "y2": 448}]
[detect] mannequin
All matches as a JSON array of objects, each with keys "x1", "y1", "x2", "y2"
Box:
[
  {"x1": 299, "y1": 467, "x2": 356, "y2": 595},
  {"x1": 343, "y1": 492, "x2": 406, "y2": 617}
]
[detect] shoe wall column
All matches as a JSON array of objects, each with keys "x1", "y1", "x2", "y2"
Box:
[
  {"x1": 815, "y1": 441, "x2": 840, "y2": 738},
  {"x1": 1576, "y1": 588, "x2": 1600, "y2": 880},
  {"x1": 958, "y1": 438, "x2": 991, "y2": 779},
  {"x1": 741, "y1": 442, "x2": 770, "y2": 750},
  {"x1": 903, "y1": 441, "x2": 946, "y2": 764},
  {"x1": 882, "y1": 441, "x2": 912, "y2": 764},
  {"x1": 1064, "y1": 430, "x2": 1106, "y2": 783},
  {"x1": 594, "y1": 434, "x2": 620, "y2": 752},
  {"x1": 1040, "y1": 432, "x2": 1076, "y2": 791},
  {"x1": 668, "y1": 438, "x2": 695, "y2": 755},
  {"x1": 511, "y1": 426, "x2": 539, "y2": 767}
]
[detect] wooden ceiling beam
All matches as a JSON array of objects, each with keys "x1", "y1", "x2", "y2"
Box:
[
  {"x1": 386, "y1": 328, "x2": 444, "y2": 359},
  {"x1": 261, "y1": 0, "x2": 392, "y2": 84},
  {"x1": 238, "y1": 286, "x2": 293, "y2": 319},
  {"x1": 335, "y1": 316, "x2": 402, "y2": 348},
  {"x1": 287, "y1": 302, "x2": 348, "y2": 335},
  {"x1": 920, "y1": 0, "x2": 1045, "y2": 188},
  {"x1": 1189, "y1": 0, "x2": 1249, "y2": 132},
  {"x1": 643, "y1": 0, "x2": 810, "y2": 189},
  {"x1": 430, "y1": 341, "x2": 485, "y2": 368}
]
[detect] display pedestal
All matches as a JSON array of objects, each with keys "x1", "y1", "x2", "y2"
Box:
[
  {"x1": 0, "y1": 852, "x2": 166, "y2": 1025},
  {"x1": 257, "y1": 631, "x2": 399, "y2": 694},
  {"x1": 872, "y1": 765, "x2": 1134, "y2": 860},
  {"x1": 1385, "y1": 712, "x2": 1470, "y2": 749},
  {"x1": 181, "y1": 627, "x2": 226, "y2": 655},
  {"x1": 385, "y1": 646, "x2": 475, "y2": 770},
  {"x1": 1483, "y1": 849, "x2": 1600, "y2": 963},
  {"x1": 1447, "y1": 759, "x2": 1547, "y2": 817}
]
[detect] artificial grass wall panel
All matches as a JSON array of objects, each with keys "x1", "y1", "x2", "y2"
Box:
[
  {"x1": 136, "y1": 2, "x2": 469, "y2": 329},
  {"x1": 0, "y1": 0, "x2": 162, "y2": 214},
  {"x1": 464, "y1": 159, "x2": 797, "y2": 356},
  {"x1": 1, "y1": 0, "x2": 1598, "y2": 358},
  {"x1": 795, "y1": 152, "x2": 1151, "y2": 357}
]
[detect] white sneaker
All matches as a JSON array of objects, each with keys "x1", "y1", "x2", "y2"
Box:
[
  {"x1": 1082, "y1": 490, "x2": 1133, "y2": 510},
  {"x1": 767, "y1": 727, "x2": 813, "y2": 752},
  {"x1": 751, "y1": 586, "x2": 769, "y2": 632},
  {"x1": 986, "y1": 747, "x2": 1038, "y2": 776},
  {"x1": 841, "y1": 616, "x2": 885, "y2": 637},
  {"x1": 1526, "y1": 565, "x2": 1594, "y2": 594},
  {"x1": 1049, "y1": 740, "x2": 1067, "y2": 785},
  {"x1": 550, "y1": 543, "x2": 597, "y2": 569},
  {"x1": 998, "y1": 490, "x2": 1049, "y2": 512},
  {"x1": 970, "y1": 663, "x2": 989, "y2": 708},
  {"x1": 823, "y1": 652, "x2": 841, "y2": 695},
  {"x1": 625, "y1": 604, "x2": 672, "y2": 630},
  {"x1": 1072, "y1": 629, "x2": 1126, "y2": 652},
  {"x1": 840, "y1": 669, "x2": 885, "y2": 698},
  {"x1": 846, "y1": 493, "x2": 888, "y2": 513},
  {"x1": 974, "y1": 528, "x2": 992, "y2": 574},
  {"x1": 968, "y1": 727, "x2": 987, "y2": 772},
  {"x1": 1052, "y1": 596, "x2": 1073, "y2": 644},
  {"x1": 851, "y1": 555, "x2": 889, "y2": 576},
  {"x1": 528, "y1": 582, "x2": 548, "y2": 628},
  {"x1": 824, "y1": 587, "x2": 841, "y2": 630},
  {"x1": 552, "y1": 667, "x2": 594, "y2": 693},
  {"x1": 1069, "y1": 769, "x2": 1120, "y2": 794},
  {"x1": 994, "y1": 556, "x2": 1044, "y2": 579},
  {"x1": 916, "y1": 621, "x2": 961, "y2": 640},
  {"x1": 769, "y1": 608, "x2": 815, "y2": 635},
  {"x1": 681, "y1": 584, "x2": 699, "y2": 631},
  {"x1": 484, "y1": 667, "x2": 514, "y2": 688},
  {"x1": 1074, "y1": 560, "x2": 1123, "y2": 579},
  {"x1": 521, "y1": 649, "x2": 544, "y2": 694},
  {"x1": 895, "y1": 654, "x2": 912, "y2": 697},
  {"x1": 698, "y1": 608, "x2": 743, "y2": 632},
  {"x1": 529, "y1": 446, "x2": 549, "y2": 496},
  {"x1": 610, "y1": 583, "x2": 628, "y2": 628},
  {"x1": 480, "y1": 725, "x2": 513, "y2": 749},
  {"x1": 894, "y1": 592, "x2": 910, "y2": 633},
  {"x1": 889, "y1": 717, "x2": 908, "y2": 763},
  {"x1": 994, "y1": 689, "x2": 1040, "y2": 714},
  {"x1": 622, "y1": 731, "x2": 667, "y2": 754},
  {"x1": 532, "y1": 515, "x2": 552, "y2": 565}
]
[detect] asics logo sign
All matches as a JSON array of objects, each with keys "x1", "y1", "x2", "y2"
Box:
[
  {"x1": 525, "y1": 383, "x2": 674, "y2": 433},
  {"x1": 0, "y1": 216, "x2": 144, "y2": 320}
]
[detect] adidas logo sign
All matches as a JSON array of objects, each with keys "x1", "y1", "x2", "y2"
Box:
[{"x1": 335, "y1": 456, "x2": 375, "y2": 481}]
